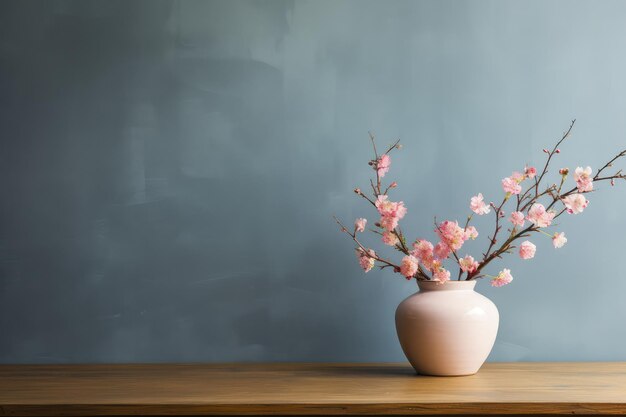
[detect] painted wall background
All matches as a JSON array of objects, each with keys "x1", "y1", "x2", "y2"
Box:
[{"x1": 1, "y1": 0, "x2": 625, "y2": 363}]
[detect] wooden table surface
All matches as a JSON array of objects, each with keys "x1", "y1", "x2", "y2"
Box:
[{"x1": 1, "y1": 362, "x2": 626, "y2": 416}]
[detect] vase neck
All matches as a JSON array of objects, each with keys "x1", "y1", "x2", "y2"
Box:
[{"x1": 417, "y1": 280, "x2": 477, "y2": 292}]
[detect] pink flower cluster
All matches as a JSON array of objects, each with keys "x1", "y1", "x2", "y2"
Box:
[
  {"x1": 470, "y1": 193, "x2": 491, "y2": 215},
  {"x1": 436, "y1": 220, "x2": 471, "y2": 251},
  {"x1": 459, "y1": 255, "x2": 479, "y2": 273},
  {"x1": 527, "y1": 203, "x2": 555, "y2": 228},
  {"x1": 400, "y1": 255, "x2": 418, "y2": 279},
  {"x1": 509, "y1": 211, "x2": 525, "y2": 227},
  {"x1": 404, "y1": 222, "x2": 472, "y2": 283},
  {"x1": 491, "y1": 269, "x2": 513, "y2": 287},
  {"x1": 356, "y1": 248, "x2": 376, "y2": 273},
  {"x1": 382, "y1": 231, "x2": 399, "y2": 246},
  {"x1": 501, "y1": 167, "x2": 537, "y2": 196},
  {"x1": 502, "y1": 176, "x2": 522, "y2": 195},
  {"x1": 552, "y1": 232, "x2": 567, "y2": 248},
  {"x1": 519, "y1": 241, "x2": 536, "y2": 260},
  {"x1": 562, "y1": 194, "x2": 588, "y2": 214},
  {"x1": 375, "y1": 195, "x2": 407, "y2": 231},
  {"x1": 377, "y1": 154, "x2": 391, "y2": 178},
  {"x1": 573, "y1": 166, "x2": 593, "y2": 192},
  {"x1": 525, "y1": 166, "x2": 537, "y2": 179},
  {"x1": 409, "y1": 239, "x2": 449, "y2": 282},
  {"x1": 354, "y1": 218, "x2": 367, "y2": 233}
]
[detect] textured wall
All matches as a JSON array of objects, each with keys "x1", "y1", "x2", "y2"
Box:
[{"x1": 1, "y1": 0, "x2": 625, "y2": 363}]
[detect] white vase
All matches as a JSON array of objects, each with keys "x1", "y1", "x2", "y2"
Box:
[{"x1": 395, "y1": 280, "x2": 499, "y2": 376}]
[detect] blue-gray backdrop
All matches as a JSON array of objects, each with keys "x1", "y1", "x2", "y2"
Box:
[{"x1": 1, "y1": 0, "x2": 625, "y2": 363}]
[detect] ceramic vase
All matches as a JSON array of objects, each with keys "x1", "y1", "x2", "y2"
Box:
[{"x1": 395, "y1": 280, "x2": 498, "y2": 376}]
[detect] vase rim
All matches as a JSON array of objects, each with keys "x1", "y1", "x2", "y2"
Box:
[{"x1": 417, "y1": 279, "x2": 477, "y2": 291}]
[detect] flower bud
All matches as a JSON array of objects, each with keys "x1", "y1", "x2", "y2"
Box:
[
  {"x1": 375, "y1": 222, "x2": 382, "y2": 228},
  {"x1": 543, "y1": 148, "x2": 549, "y2": 153},
  {"x1": 395, "y1": 144, "x2": 403, "y2": 150},
  {"x1": 394, "y1": 266, "x2": 401, "y2": 273},
  {"x1": 354, "y1": 187, "x2": 361, "y2": 194},
  {"x1": 559, "y1": 168, "x2": 569, "y2": 176},
  {"x1": 611, "y1": 179, "x2": 615, "y2": 186},
  {"x1": 555, "y1": 149, "x2": 561, "y2": 153},
  {"x1": 390, "y1": 181, "x2": 397, "y2": 188}
]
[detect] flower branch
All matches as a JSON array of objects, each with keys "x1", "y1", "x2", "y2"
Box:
[{"x1": 336, "y1": 122, "x2": 624, "y2": 288}]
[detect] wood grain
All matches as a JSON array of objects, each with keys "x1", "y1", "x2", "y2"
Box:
[{"x1": 1, "y1": 362, "x2": 626, "y2": 415}]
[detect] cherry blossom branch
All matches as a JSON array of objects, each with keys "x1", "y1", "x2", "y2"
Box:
[
  {"x1": 469, "y1": 224, "x2": 538, "y2": 280},
  {"x1": 470, "y1": 147, "x2": 626, "y2": 280},
  {"x1": 456, "y1": 215, "x2": 474, "y2": 280},
  {"x1": 333, "y1": 216, "x2": 401, "y2": 271},
  {"x1": 393, "y1": 227, "x2": 430, "y2": 279},
  {"x1": 519, "y1": 184, "x2": 557, "y2": 212},
  {"x1": 595, "y1": 149, "x2": 626, "y2": 179},
  {"x1": 368, "y1": 132, "x2": 382, "y2": 195},
  {"x1": 515, "y1": 121, "x2": 575, "y2": 213},
  {"x1": 354, "y1": 188, "x2": 376, "y2": 206},
  {"x1": 531, "y1": 119, "x2": 575, "y2": 199},
  {"x1": 481, "y1": 199, "x2": 506, "y2": 262},
  {"x1": 338, "y1": 124, "x2": 624, "y2": 286}
]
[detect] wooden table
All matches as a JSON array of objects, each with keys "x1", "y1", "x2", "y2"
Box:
[{"x1": 1, "y1": 363, "x2": 625, "y2": 416}]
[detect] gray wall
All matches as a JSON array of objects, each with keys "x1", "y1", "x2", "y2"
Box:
[{"x1": 1, "y1": 0, "x2": 625, "y2": 363}]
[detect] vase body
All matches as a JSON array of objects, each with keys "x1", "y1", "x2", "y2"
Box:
[{"x1": 395, "y1": 280, "x2": 498, "y2": 376}]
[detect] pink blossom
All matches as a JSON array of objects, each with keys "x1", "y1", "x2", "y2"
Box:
[
  {"x1": 562, "y1": 194, "x2": 588, "y2": 214},
  {"x1": 435, "y1": 220, "x2": 467, "y2": 251},
  {"x1": 552, "y1": 232, "x2": 567, "y2": 248},
  {"x1": 527, "y1": 203, "x2": 555, "y2": 227},
  {"x1": 470, "y1": 193, "x2": 491, "y2": 215},
  {"x1": 519, "y1": 241, "x2": 536, "y2": 260},
  {"x1": 511, "y1": 171, "x2": 525, "y2": 182},
  {"x1": 502, "y1": 176, "x2": 522, "y2": 195},
  {"x1": 491, "y1": 268, "x2": 513, "y2": 287},
  {"x1": 509, "y1": 211, "x2": 525, "y2": 227},
  {"x1": 412, "y1": 239, "x2": 433, "y2": 259},
  {"x1": 412, "y1": 240, "x2": 435, "y2": 269},
  {"x1": 400, "y1": 255, "x2": 418, "y2": 278},
  {"x1": 459, "y1": 255, "x2": 479, "y2": 273},
  {"x1": 356, "y1": 248, "x2": 376, "y2": 273},
  {"x1": 429, "y1": 259, "x2": 442, "y2": 272},
  {"x1": 381, "y1": 231, "x2": 399, "y2": 246},
  {"x1": 420, "y1": 255, "x2": 437, "y2": 271},
  {"x1": 354, "y1": 218, "x2": 367, "y2": 233},
  {"x1": 525, "y1": 166, "x2": 537, "y2": 179},
  {"x1": 464, "y1": 226, "x2": 478, "y2": 240},
  {"x1": 377, "y1": 154, "x2": 391, "y2": 177},
  {"x1": 434, "y1": 242, "x2": 451, "y2": 259},
  {"x1": 573, "y1": 166, "x2": 593, "y2": 192},
  {"x1": 379, "y1": 216, "x2": 398, "y2": 231},
  {"x1": 433, "y1": 267, "x2": 451, "y2": 283},
  {"x1": 375, "y1": 195, "x2": 407, "y2": 231}
]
